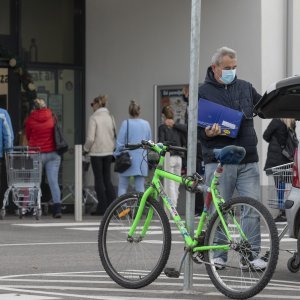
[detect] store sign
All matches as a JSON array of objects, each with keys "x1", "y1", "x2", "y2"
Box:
[{"x1": 0, "y1": 68, "x2": 8, "y2": 95}]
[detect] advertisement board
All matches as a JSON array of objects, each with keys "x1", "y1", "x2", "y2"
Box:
[{"x1": 153, "y1": 84, "x2": 188, "y2": 142}]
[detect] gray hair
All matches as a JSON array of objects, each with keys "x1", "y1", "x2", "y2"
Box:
[{"x1": 211, "y1": 46, "x2": 237, "y2": 66}]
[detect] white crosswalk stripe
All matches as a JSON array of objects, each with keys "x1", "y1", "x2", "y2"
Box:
[{"x1": 1, "y1": 270, "x2": 300, "y2": 300}]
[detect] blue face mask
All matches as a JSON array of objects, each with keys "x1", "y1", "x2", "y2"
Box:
[{"x1": 220, "y1": 69, "x2": 236, "y2": 84}]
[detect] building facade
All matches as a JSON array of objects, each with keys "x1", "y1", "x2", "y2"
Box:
[{"x1": 1, "y1": 0, "x2": 300, "y2": 209}]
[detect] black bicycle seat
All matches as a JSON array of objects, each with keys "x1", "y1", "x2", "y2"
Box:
[{"x1": 213, "y1": 145, "x2": 246, "y2": 165}]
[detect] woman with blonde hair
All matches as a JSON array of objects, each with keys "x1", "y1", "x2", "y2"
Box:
[
  {"x1": 84, "y1": 95, "x2": 117, "y2": 216},
  {"x1": 264, "y1": 118, "x2": 297, "y2": 170},
  {"x1": 114, "y1": 100, "x2": 152, "y2": 196},
  {"x1": 263, "y1": 118, "x2": 298, "y2": 222},
  {"x1": 26, "y1": 99, "x2": 62, "y2": 218}
]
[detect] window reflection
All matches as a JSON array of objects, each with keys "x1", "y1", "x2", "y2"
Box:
[
  {"x1": 21, "y1": 0, "x2": 74, "y2": 64},
  {"x1": 26, "y1": 68, "x2": 76, "y2": 201},
  {"x1": 0, "y1": 0, "x2": 10, "y2": 35}
]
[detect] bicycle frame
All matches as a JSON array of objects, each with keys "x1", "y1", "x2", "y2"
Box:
[{"x1": 127, "y1": 145, "x2": 247, "y2": 255}]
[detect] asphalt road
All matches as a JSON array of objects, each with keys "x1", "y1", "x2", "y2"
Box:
[{"x1": 0, "y1": 214, "x2": 299, "y2": 300}]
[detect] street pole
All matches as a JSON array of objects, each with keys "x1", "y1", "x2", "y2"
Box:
[
  {"x1": 75, "y1": 144, "x2": 82, "y2": 221},
  {"x1": 183, "y1": 0, "x2": 201, "y2": 291}
]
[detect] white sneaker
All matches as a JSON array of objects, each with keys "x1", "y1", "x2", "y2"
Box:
[
  {"x1": 251, "y1": 258, "x2": 267, "y2": 271},
  {"x1": 240, "y1": 257, "x2": 267, "y2": 271},
  {"x1": 213, "y1": 257, "x2": 226, "y2": 270}
]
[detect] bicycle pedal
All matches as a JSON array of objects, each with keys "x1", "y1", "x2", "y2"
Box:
[{"x1": 164, "y1": 267, "x2": 180, "y2": 278}]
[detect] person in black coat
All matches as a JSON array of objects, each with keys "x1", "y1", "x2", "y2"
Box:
[
  {"x1": 158, "y1": 105, "x2": 186, "y2": 209},
  {"x1": 263, "y1": 119, "x2": 296, "y2": 170},
  {"x1": 263, "y1": 118, "x2": 297, "y2": 222}
]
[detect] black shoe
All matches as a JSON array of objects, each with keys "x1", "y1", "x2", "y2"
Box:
[
  {"x1": 90, "y1": 211, "x2": 104, "y2": 216},
  {"x1": 53, "y1": 212, "x2": 62, "y2": 218},
  {"x1": 274, "y1": 215, "x2": 287, "y2": 222},
  {"x1": 53, "y1": 203, "x2": 62, "y2": 218}
]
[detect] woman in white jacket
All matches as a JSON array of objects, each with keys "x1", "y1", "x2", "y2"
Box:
[{"x1": 84, "y1": 95, "x2": 117, "y2": 215}]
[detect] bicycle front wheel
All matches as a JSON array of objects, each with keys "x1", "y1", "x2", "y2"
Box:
[
  {"x1": 204, "y1": 197, "x2": 279, "y2": 299},
  {"x1": 98, "y1": 193, "x2": 171, "y2": 289}
]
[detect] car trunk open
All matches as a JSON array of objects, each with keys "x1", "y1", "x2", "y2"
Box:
[{"x1": 255, "y1": 75, "x2": 300, "y2": 119}]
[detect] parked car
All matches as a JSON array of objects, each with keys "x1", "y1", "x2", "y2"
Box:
[{"x1": 255, "y1": 74, "x2": 300, "y2": 272}]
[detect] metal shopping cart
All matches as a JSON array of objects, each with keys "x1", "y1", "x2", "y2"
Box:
[
  {"x1": 44, "y1": 155, "x2": 98, "y2": 215},
  {"x1": 264, "y1": 162, "x2": 293, "y2": 262},
  {"x1": 266, "y1": 162, "x2": 294, "y2": 213},
  {"x1": 0, "y1": 146, "x2": 42, "y2": 220}
]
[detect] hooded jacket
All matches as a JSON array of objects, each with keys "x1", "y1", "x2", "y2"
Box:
[
  {"x1": 25, "y1": 108, "x2": 56, "y2": 153},
  {"x1": 198, "y1": 66, "x2": 261, "y2": 164}
]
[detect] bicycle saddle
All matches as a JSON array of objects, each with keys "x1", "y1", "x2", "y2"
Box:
[{"x1": 213, "y1": 145, "x2": 246, "y2": 165}]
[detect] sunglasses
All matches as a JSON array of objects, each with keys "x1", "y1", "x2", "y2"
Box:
[{"x1": 90, "y1": 102, "x2": 96, "y2": 107}]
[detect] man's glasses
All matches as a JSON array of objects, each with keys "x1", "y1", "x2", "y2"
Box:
[{"x1": 90, "y1": 102, "x2": 95, "y2": 107}]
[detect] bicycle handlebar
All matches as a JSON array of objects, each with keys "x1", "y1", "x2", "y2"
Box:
[{"x1": 124, "y1": 140, "x2": 187, "y2": 153}]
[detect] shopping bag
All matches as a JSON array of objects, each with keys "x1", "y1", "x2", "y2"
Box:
[
  {"x1": 53, "y1": 114, "x2": 69, "y2": 154},
  {"x1": 114, "y1": 151, "x2": 132, "y2": 173}
]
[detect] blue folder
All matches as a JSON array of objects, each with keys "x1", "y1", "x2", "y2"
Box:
[{"x1": 198, "y1": 98, "x2": 243, "y2": 138}]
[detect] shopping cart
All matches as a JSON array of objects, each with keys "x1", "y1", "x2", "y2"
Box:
[
  {"x1": 266, "y1": 162, "x2": 294, "y2": 211},
  {"x1": 260, "y1": 162, "x2": 294, "y2": 265},
  {"x1": 0, "y1": 146, "x2": 42, "y2": 220},
  {"x1": 43, "y1": 155, "x2": 98, "y2": 215}
]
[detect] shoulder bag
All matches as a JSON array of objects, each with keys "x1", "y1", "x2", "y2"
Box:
[
  {"x1": 53, "y1": 113, "x2": 69, "y2": 155},
  {"x1": 281, "y1": 128, "x2": 299, "y2": 161},
  {"x1": 114, "y1": 120, "x2": 132, "y2": 173}
]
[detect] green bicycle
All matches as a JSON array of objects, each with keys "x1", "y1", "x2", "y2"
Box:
[{"x1": 98, "y1": 140, "x2": 279, "y2": 299}]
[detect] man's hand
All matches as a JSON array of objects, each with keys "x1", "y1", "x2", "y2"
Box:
[{"x1": 205, "y1": 123, "x2": 221, "y2": 137}]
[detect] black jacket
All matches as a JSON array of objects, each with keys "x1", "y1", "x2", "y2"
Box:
[
  {"x1": 263, "y1": 119, "x2": 291, "y2": 170},
  {"x1": 158, "y1": 122, "x2": 187, "y2": 157},
  {"x1": 198, "y1": 66, "x2": 261, "y2": 164}
]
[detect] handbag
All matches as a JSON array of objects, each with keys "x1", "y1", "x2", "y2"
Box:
[
  {"x1": 114, "y1": 151, "x2": 132, "y2": 173},
  {"x1": 114, "y1": 120, "x2": 132, "y2": 173},
  {"x1": 53, "y1": 113, "x2": 69, "y2": 154},
  {"x1": 281, "y1": 128, "x2": 299, "y2": 161}
]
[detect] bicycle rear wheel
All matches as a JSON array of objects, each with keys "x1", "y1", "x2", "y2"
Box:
[
  {"x1": 204, "y1": 197, "x2": 279, "y2": 299},
  {"x1": 98, "y1": 193, "x2": 171, "y2": 289}
]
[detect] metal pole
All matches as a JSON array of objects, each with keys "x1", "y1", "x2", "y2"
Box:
[
  {"x1": 75, "y1": 144, "x2": 82, "y2": 221},
  {"x1": 286, "y1": 0, "x2": 293, "y2": 77},
  {"x1": 183, "y1": 0, "x2": 201, "y2": 291}
]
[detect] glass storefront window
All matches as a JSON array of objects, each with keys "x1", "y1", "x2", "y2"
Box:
[
  {"x1": 21, "y1": 0, "x2": 74, "y2": 64},
  {"x1": 58, "y1": 69, "x2": 75, "y2": 192},
  {"x1": 0, "y1": 0, "x2": 10, "y2": 35},
  {"x1": 27, "y1": 68, "x2": 75, "y2": 200}
]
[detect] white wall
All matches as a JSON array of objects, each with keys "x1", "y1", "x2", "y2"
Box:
[
  {"x1": 291, "y1": 0, "x2": 300, "y2": 76},
  {"x1": 86, "y1": 0, "x2": 191, "y2": 132},
  {"x1": 200, "y1": 0, "x2": 261, "y2": 90},
  {"x1": 260, "y1": 0, "x2": 287, "y2": 185}
]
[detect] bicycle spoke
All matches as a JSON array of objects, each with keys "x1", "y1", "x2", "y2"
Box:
[
  {"x1": 98, "y1": 193, "x2": 171, "y2": 288},
  {"x1": 204, "y1": 197, "x2": 279, "y2": 299}
]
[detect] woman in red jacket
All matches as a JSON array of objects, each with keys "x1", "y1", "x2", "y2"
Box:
[{"x1": 25, "y1": 99, "x2": 62, "y2": 218}]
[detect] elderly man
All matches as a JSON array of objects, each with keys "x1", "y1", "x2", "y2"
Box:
[{"x1": 198, "y1": 46, "x2": 265, "y2": 270}]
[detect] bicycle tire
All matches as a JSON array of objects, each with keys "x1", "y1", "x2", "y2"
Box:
[
  {"x1": 98, "y1": 192, "x2": 171, "y2": 289},
  {"x1": 203, "y1": 196, "x2": 279, "y2": 299}
]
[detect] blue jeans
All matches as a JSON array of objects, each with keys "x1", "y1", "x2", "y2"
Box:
[
  {"x1": 41, "y1": 152, "x2": 61, "y2": 204},
  {"x1": 205, "y1": 162, "x2": 261, "y2": 259},
  {"x1": 118, "y1": 176, "x2": 145, "y2": 197}
]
